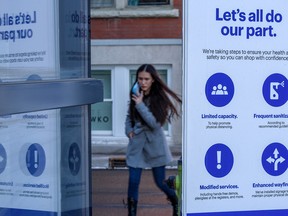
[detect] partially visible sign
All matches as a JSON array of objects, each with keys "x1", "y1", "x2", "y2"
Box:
[
  {"x1": 0, "y1": 0, "x2": 90, "y2": 215},
  {"x1": 0, "y1": 1, "x2": 58, "y2": 215},
  {"x1": 0, "y1": 0, "x2": 56, "y2": 79},
  {"x1": 59, "y1": 2, "x2": 91, "y2": 213}
]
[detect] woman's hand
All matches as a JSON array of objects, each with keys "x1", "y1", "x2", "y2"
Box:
[
  {"x1": 132, "y1": 91, "x2": 143, "y2": 104},
  {"x1": 128, "y1": 132, "x2": 134, "y2": 138}
]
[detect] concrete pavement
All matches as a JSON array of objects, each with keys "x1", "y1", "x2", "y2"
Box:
[{"x1": 92, "y1": 168, "x2": 178, "y2": 216}]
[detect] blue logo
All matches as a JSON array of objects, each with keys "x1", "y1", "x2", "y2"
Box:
[
  {"x1": 27, "y1": 74, "x2": 42, "y2": 81},
  {"x1": 26, "y1": 143, "x2": 46, "y2": 177},
  {"x1": 262, "y1": 142, "x2": 288, "y2": 176},
  {"x1": 205, "y1": 143, "x2": 234, "y2": 178},
  {"x1": 68, "y1": 143, "x2": 81, "y2": 176},
  {"x1": 263, "y1": 73, "x2": 287, "y2": 107},
  {"x1": 0, "y1": 144, "x2": 7, "y2": 174},
  {"x1": 205, "y1": 73, "x2": 234, "y2": 107}
]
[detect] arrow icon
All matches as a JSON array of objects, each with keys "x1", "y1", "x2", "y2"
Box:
[
  {"x1": 266, "y1": 156, "x2": 275, "y2": 164},
  {"x1": 274, "y1": 157, "x2": 285, "y2": 171},
  {"x1": 273, "y1": 148, "x2": 279, "y2": 159},
  {"x1": 266, "y1": 148, "x2": 286, "y2": 171}
]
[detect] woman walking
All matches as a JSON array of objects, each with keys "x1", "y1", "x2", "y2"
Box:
[{"x1": 125, "y1": 64, "x2": 182, "y2": 216}]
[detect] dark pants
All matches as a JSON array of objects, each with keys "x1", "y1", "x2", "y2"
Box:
[{"x1": 128, "y1": 166, "x2": 176, "y2": 201}]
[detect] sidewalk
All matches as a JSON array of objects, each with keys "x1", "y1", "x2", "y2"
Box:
[{"x1": 92, "y1": 168, "x2": 178, "y2": 216}]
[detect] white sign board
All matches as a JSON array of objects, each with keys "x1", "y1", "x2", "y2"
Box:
[
  {"x1": 0, "y1": 1, "x2": 58, "y2": 215},
  {"x1": 0, "y1": 0, "x2": 56, "y2": 80},
  {"x1": 183, "y1": 0, "x2": 288, "y2": 215},
  {"x1": 0, "y1": 0, "x2": 90, "y2": 215}
]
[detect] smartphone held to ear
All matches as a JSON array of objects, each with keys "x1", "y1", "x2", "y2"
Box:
[{"x1": 132, "y1": 82, "x2": 140, "y2": 95}]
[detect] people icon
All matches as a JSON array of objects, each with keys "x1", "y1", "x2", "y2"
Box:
[
  {"x1": 211, "y1": 84, "x2": 228, "y2": 95},
  {"x1": 206, "y1": 73, "x2": 234, "y2": 107},
  {"x1": 223, "y1": 86, "x2": 228, "y2": 95}
]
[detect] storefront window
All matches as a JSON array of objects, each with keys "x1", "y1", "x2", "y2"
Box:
[{"x1": 91, "y1": 70, "x2": 112, "y2": 132}]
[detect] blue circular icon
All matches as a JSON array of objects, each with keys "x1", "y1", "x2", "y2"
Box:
[
  {"x1": 26, "y1": 143, "x2": 46, "y2": 177},
  {"x1": 27, "y1": 74, "x2": 42, "y2": 81},
  {"x1": 205, "y1": 143, "x2": 234, "y2": 178},
  {"x1": 262, "y1": 142, "x2": 288, "y2": 176},
  {"x1": 205, "y1": 73, "x2": 234, "y2": 107},
  {"x1": 68, "y1": 143, "x2": 81, "y2": 176},
  {"x1": 0, "y1": 144, "x2": 7, "y2": 174},
  {"x1": 263, "y1": 73, "x2": 287, "y2": 107}
]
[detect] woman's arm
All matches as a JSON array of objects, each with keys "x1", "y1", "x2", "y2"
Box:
[
  {"x1": 131, "y1": 91, "x2": 162, "y2": 130},
  {"x1": 135, "y1": 102, "x2": 161, "y2": 130}
]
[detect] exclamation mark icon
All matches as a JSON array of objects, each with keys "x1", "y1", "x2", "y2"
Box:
[
  {"x1": 217, "y1": 151, "x2": 222, "y2": 169},
  {"x1": 34, "y1": 150, "x2": 38, "y2": 168},
  {"x1": 27, "y1": 150, "x2": 31, "y2": 167},
  {"x1": 26, "y1": 143, "x2": 45, "y2": 176}
]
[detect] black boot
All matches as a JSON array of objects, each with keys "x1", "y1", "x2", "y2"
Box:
[
  {"x1": 168, "y1": 195, "x2": 178, "y2": 216},
  {"x1": 128, "y1": 197, "x2": 137, "y2": 216}
]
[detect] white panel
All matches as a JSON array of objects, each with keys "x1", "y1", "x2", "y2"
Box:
[
  {"x1": 183, "y1": 0, "x2": 288, "y2": 215},
  {"x1": 113, "y1": 66, "x2": 130, "y2": 136}
]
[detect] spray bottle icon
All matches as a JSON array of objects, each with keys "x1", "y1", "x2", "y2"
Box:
[{"x1": 270, "y1": 81, "x2": 284, "y2": 100}]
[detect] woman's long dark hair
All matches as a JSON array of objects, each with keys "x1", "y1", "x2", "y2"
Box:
[{"x1": 129, "y1": 64, "x2": 182, "y2": 126}]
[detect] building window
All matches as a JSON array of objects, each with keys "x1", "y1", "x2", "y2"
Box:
[
  {"x1": 91, "y1": 0, "x2": 174, "y2": 9},
  {"x1": 91, "y1": 70, "x2": 112, "y2": 134},
  {"x1": 91, "y1": 0, "x2": 114, "y2": 8},
  {"x1": 128, "y1": 0, "x2": 170, "y2": 6},
  {"x1": 91, "y1": 0, "x2": 178, "y2": 18}
]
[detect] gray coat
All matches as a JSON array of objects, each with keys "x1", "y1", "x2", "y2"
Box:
[{"x1": 125, "y1": 102, "x2": 173, "y2": 168}]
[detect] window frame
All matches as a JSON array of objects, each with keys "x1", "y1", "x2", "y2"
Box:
[
  {"x1": 90, "y1": 0, "x2": 114, "y2": 8},
  {"x1": 91, "y1": 68, "x2": 113, "y2": 135},
  {"x1": 90, "y1": 0, "x2": 178, "y2": 18},
  {"x1": 91, "y1": 67, "x2": 114, "y2": 136},
  {"x1": 129, "y1": 0, "x2": 170, "y2": 6},
  {"x1": 91, "y1": 0, "x2": 173, "y2": 8}
]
